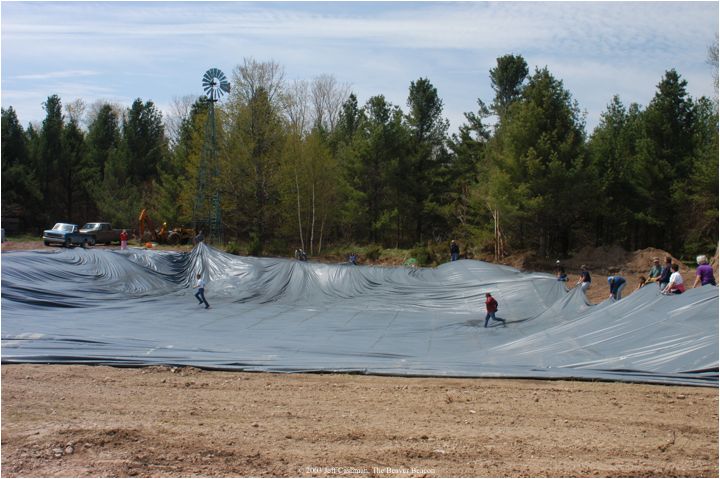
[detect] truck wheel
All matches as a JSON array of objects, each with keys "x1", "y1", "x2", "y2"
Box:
[
  {"x1": 82, "y1": 239, "x2": 89, "y2": 249},
  {"x1": 64, "y1": 239, "x2": 70, "y2": 248},
  {"x1": 44, "y1": 241, "x2": 50, "y2": 246},
  {"x1": 167, "y1": 232, "x2": 180, "y2": 245}
]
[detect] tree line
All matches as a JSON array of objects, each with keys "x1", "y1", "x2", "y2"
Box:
[{"x1": 2, "y1": 54, "x2": 718, "y2": 258}]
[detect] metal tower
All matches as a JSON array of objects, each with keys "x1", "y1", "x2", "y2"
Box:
[{"x1": 193, "y1": 68, "x2": 230, "y2": 243}]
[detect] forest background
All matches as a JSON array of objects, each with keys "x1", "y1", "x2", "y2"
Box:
[{"x1": 2, "y1": 51, "x2": 718, "y2": 263}]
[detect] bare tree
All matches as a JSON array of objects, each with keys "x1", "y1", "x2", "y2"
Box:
[
  {"x1": 282, "y1": 79, "x2": 310, "y2": 134},
  {"x1": 165, "y1": 94, "x2": 199, "y2": 147},
  {"x1": 231, "y1": 58, "x2": 285, "y2": 106},
  {"x1": 64, "y1": 99, "x2": 86, "y2": 126},
  {"x1": 86, "y1": 100, "x2": 124, "y2": 128},
  {"x1": 708, "y1": 34, "x2": 719, "y2": 106},
  {"x1": 310, "y1": 74, "x2": 351, "y2": 131}
]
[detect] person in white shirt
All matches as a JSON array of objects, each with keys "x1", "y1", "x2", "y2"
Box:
[
  {"x1": 194, "y1": 273, "x2": 210, "y2": 308},
  {"x1": 662, "y1": 264, "x2": 685, "y2": 295}
]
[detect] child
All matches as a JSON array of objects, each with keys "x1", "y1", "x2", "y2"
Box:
[
  {"x1": 194, "y1": 273, "x2": 210, "y2": 309},
  {"x1": 484, "y1": 293, "x2": 506, "y2": 328}
]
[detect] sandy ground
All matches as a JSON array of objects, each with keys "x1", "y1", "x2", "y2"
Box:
[
  {"x1": 2, "y1": 365, "x2": 718, "y2": 478},
  {"x1": 2, "y1": 242, "x2": 718, "y2": 477}
]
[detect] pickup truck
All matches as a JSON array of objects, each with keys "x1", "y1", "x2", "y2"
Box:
[
  {"x1": 79, "y1": 222, "x2": 124, "y2": 245},
  {"x1": 43, "y1": 223, "x2": 96, "y2": 247}
]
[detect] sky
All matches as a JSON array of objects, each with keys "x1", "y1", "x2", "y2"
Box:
[{"x1": 1, "y1": 1, "x2": 718, "y2": 135}]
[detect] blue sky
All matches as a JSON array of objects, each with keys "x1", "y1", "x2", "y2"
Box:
[{"x1": 2, "y1": 1, "x2": 718, "y2": 134}]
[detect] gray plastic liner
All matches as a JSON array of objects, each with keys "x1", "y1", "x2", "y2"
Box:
[{"x1": 2, "y1": 244, "x2": 717, "y2": 386}]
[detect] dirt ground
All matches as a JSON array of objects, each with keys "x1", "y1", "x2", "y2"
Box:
[
  {"x1": 2, "y1": 365, "x2": 718, "y2": 478},
  {"x1": 2, "y1": 242, "x2": 718, "y2": 477}
]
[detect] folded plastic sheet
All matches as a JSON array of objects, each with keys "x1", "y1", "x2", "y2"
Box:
[{"x1": 2, "y1": 244, "x2": 717, "y2": 386}]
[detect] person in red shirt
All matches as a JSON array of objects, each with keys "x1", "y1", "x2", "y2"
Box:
[
  {"x1": 484, "y1": 292, "x2": 505, "y2": 328},
  {"x1": 119, "y1": 229, "x2": 128, "y2": 250}
]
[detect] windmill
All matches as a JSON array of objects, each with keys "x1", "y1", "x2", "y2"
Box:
[{"x1": 193, "y1": 68, "x2": 230, "y2": 243}]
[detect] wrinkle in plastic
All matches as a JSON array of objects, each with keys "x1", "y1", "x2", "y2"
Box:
[{"x1": 1, "y1": 244, "x2": 717, "y2": 386}]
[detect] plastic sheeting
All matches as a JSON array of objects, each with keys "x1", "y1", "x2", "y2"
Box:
[{"x1": 2, "y1": 244, "x2": 718, "y2": 386}]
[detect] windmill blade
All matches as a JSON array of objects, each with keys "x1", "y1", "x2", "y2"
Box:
[{"x1": 202, "y1": 68, "x2": 228, "y2": 101}]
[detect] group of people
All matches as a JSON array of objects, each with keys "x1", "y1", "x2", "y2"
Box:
[
  {"x1": 555, "y1": 254, "x2": 716, "y2": 302},
  {"x1": 638, "y1": 255, "x2": 716, "y2": 295}
]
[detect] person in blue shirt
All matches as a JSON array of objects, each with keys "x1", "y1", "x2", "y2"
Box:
[
  {"x1": 556, "y1": 262, "x2": 568, "y2": 282},
  {"x1": 607, "y1": 275, "x2": 627, "y2": 301},
  {"x1": 657, "y1": 256, "x2": 672, "y2": 291}
]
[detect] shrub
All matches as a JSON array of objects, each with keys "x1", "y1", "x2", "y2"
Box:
[
  {"x1": 247, "y1": 234, "x2": 262, "y2": 256},
  {"x1": 225, "y1": 241, "x2": 242, "y2": 255},
  {"x1": 364, "y1": 244, "x2": 383, "y2": 261},
  {"x1": 409, "y1": 245, "x2": 436, "y2": 267}
]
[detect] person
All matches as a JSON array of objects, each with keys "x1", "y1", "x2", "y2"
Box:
[
  {"x1": 576, "y1": 265, "x2": 591, "y2": 293},
  {"x1": 348, "y1": 252, "x2": 358, "y2": 265},
  {"x1": 692, "y1": 255, "x2": 717, "y2": 288},
  {"x1": 119, "y1": 229, "x2": 128, "y2": 250},
  {"x1": 635, "y1": 275, "x2": 648, "y2": 291},
  {"x1": 607, "y1": 274, "x2": 627, "y2": 301},
  {"x1": 556, "y1": 265, "x2": 568, "y2": 282},
  {"x1": 662, "y1": 264, "x2": 685, "y2": 295},
  {"x1": 194, "y1": 273, "x2": 210, "y2": 308},
  {"x1": 295, "y1": 248, "x2": 307, "y2": 261},
  {"x1": 484, "y1": 292, "x2": 505, "y2": 328},
  {"x1": 194, "y1": 230, "x2": 204, "y2": 245},
  {"x1": 657, "y1": 256, "x2": 672, "y2": 291},
  {"x1": 646, "y1": 257, "x2": 663, "y2": 284},
  {"x1": 450, "y1": 240, "x2": 460, "y2": 262}
]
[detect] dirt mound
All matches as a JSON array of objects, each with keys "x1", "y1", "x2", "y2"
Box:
[{"x1": 624, "y1": 247, "x2": 687, "y2": 276}]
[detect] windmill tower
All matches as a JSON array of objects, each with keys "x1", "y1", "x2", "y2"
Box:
[{"x1": 193, "y1": 68, "x2": 230, "y2": 243}]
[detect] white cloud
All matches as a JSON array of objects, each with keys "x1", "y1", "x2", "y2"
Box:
[
  {"x1": 14, "y1": 70, "x2": 99, "y2": 81},
  {"x1": 1, "y1": 1, "x2": 717, "y2": 132}
]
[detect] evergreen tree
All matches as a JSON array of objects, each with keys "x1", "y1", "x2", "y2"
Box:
[
  {"x1": 447, "y1": 100, "x2": 492, "y2": 246},
  {"x1": 1, "y1": 107, "x2": 41, "y2": 230},
  {"x1": 490, "y1": 54, "x2": 529, "y2": 120},
  {"x1": 404, "y1": 78, "x2": 449, "y2": 243},
  {"x1": 641, "y1": 69, "x2": 697, "y2": 251},
  {"x1": 38, "y1": 95, "x2": 64, "y2": 224},
  {"x1": 123, "y1": 98, "x2": 168, "y2": 186},
  {"x1": 487, "y1": 67, "x2": 588, "y2": 256},
  {"x1": 58, "y1": 117, "x2": 86, "y2": 222}
]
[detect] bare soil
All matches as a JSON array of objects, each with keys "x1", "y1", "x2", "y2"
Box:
[
  {"x1": 2, "y1": 365, "x2": 718, "y2": 478},
  {"x1": 2, "y1": 242, "x2": 718, "y2": 477}
]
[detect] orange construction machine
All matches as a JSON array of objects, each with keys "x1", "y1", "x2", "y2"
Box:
[{"x1": 138, "y1": 209, "x2": 195, "y2": 245}]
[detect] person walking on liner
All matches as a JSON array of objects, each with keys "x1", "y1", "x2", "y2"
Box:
[
  {"x1": 194, "y1": 273, "x2": 210, "y2": 309},
  {"x1": 484, "y1": 292, "x2": 505, "y2": 328}
]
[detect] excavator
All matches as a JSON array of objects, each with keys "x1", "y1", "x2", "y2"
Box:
[{"x1": 138, "y1": 209, "x2": 195, "y2": 245}]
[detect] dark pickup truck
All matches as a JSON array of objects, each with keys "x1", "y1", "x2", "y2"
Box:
[
  {"x1": 79, "y1": 222, "x2": 124, "y2": 245},
  {"x1": 43, "y1": 223, "x2": 96, "y2": 247}
]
